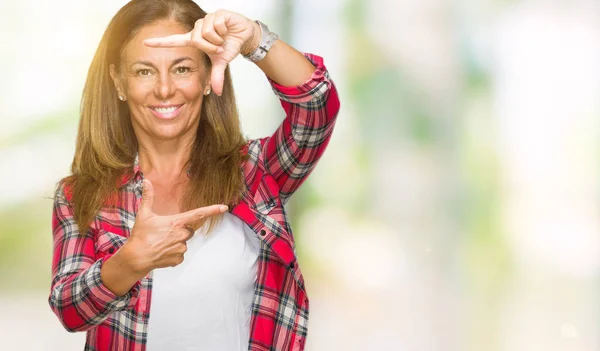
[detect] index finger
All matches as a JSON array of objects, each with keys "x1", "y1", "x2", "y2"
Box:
[
  {"x1": 171, "y1": 204, "x2": 228, "y2": 225},
  {"x1": 144, "y1": 32, "x2": 192, "y2": 47}
]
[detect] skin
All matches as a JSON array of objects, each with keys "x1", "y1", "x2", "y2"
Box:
[{"x1": 102, "y1": 10, "x2": 317, "y2": 296}]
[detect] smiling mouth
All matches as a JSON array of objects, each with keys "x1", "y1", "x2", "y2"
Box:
[{"x1": 149, "y1": 104, "x2": 184, "y2": 119}]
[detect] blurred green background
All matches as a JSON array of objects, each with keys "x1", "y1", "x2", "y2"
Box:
[{"x1": 0, "y1": 0, "x2": 598, "y2": 350}]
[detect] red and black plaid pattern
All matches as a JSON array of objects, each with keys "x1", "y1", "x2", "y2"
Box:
[{"x1": 49, "y1": 53, "x2": 340, "y2": 351}]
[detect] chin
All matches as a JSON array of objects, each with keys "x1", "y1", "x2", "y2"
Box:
[{"x1": 149, "y1": 124, "x2": 192, "y2": 141}]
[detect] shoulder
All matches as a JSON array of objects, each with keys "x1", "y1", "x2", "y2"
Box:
[{"x1": 54, "y1": 175, "x2": 76, "y2": 205}]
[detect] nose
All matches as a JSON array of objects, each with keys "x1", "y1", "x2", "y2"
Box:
[{"x1": 154, "y1": 71, "x2": 176, "y2": 100}]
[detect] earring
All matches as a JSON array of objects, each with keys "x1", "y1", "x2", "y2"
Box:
[
  {"x1": 204, "y1": 88, "x2": 211, "y2": 96},
  {"x1": 118, "y1": 95, "x2": 126, "y2": 101}
]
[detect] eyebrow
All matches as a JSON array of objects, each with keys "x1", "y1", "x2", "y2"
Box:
[{"x1": 130, "y1": 56, "x2": 195, "y2": 68}]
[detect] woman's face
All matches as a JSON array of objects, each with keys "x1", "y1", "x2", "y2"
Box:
[{"x1": 110, "y1": 20, "x2": 209, "y2": 142}]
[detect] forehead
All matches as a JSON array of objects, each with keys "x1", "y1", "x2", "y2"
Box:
[{"x1": 122, "y1": 20, "x2": 202, "y2": 64}]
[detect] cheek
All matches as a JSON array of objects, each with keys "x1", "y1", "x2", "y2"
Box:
[
  {"x1": 125, "y1": 79, "x2": 154, "y2": 103},
  {"x1": 177, "y1": 79, "x2": 204, "y2": 101}
]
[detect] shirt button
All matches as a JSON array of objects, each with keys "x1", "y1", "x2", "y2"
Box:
[
  {"x1": 268, "y1": 199, "x2": 276, "y2": 207},
  {"x1": 259, "y1": 229, "x2": 267, "y2": 237},
  {"x1": 108, "y1": 248, "x2": 115, "y2": 254}
]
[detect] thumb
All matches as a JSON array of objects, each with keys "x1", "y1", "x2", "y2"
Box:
[
  {"x1": 210, "y1": 61, "x2": 226, "y2": 96},
  {"x1": 138, "y1": 179, "x2": 155, "y2": 217}
]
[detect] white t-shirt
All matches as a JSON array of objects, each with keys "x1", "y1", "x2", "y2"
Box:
[{"x1": 146, "y1": 212, "x2": 260, "y2": 351}]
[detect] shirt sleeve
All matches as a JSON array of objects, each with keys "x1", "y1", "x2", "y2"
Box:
[
  {"x1": 261, "y1": 53, "x2": 341, "y2": 203},
  {"x1": 48, "y1": 183, "x2": 140, "y2": 332}
]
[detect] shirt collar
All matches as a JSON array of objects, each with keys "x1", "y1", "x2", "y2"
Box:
[
  {"x1": 132, "y1": 152, "x2": 141, "y2": 176},
  {"x1": 118, "y1": 153, "x2": 142, "y2": 187}
]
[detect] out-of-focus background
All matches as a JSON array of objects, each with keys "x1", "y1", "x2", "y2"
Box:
[{"x1": 0, "y1": 0, "x2": 598, "y2": 350}]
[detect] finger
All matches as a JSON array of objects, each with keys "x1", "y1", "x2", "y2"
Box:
[
  {"x1": 201, "y1": 14, "x2": 225, "y2": 46},
  {"x1": 172, "y1": 226, "x2": 194, "y2": 242},
  {"x1": 144, "y1": 32, "x2": 192, "y2": 47},
  {"x1": 211, "y1": 62, "x2": 226, "y2": 96},
  {"x1": 169, "y1": 255, "x2": 185, "y2": 267},
  {"x1": 172, "y1": 204, "x2": 228, "y2": 225},
  {"x1": 175, "y1": 242, "x2": 187, "y2": 255},
  {"x1": 138, "y1": 179, "x2": 154, "y2": 217},
  {"x1": 213, "y1": 14, "x2": 228, "y2": 37},
  {"x1": 182, "y1": 225, "x2": 195, "y2": 240},
  {"x1": 191, "y1": 27, "x2": 225, "y2": 54}
]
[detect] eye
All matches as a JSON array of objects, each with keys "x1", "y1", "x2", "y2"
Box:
[
  {"x1": 136, "y1": 69, "x2": 151, "y2": 76},
  {"x1": 175, "y1": 66, "x2": 191, "y2": 74}
]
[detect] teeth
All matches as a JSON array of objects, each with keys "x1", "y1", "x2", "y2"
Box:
[{"x1": 154, "y1": 106, "x2": 177, "y2": 114}]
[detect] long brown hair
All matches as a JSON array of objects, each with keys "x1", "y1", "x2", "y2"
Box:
[{"x1": 62, "y1": 0, "x2": 247, "y2": 234}]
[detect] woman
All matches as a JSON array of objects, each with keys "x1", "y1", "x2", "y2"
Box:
[{"x1": 48, "y1": 0, "x2": 339, "y2": 350}]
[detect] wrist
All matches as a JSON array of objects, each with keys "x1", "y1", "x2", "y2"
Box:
[
  {"x1": 241, "y1": 20, "x2": 261, "y2": 57},
  {"x1": 100, "y1": 243, "x2": 147, "y2": 297},
  {"x1": 116, "y1": 240, "x2": 149, "y2": 279}
]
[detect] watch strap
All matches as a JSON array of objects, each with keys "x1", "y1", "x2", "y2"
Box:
[{"x1": 243, "y1": 20, "x2": 279, "y2": 62}]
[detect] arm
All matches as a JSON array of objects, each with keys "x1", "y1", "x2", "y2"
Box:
[
  {"x1": 49, "y1": 184, "x2": 141, "y2": 332},
  {"x1": 258, "y1": 50, "x2": 340, "y2": 203},
  {"x1": 241, "y1": 22, "x2": 340, "y2": 201}
]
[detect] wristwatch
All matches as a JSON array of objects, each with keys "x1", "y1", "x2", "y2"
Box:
[{"x1": 243, "y1": 20, "x2": 279, "y2": 62}]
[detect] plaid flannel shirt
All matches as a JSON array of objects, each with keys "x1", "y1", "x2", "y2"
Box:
[{"x1": 49, "y1": 53, "x2": 340, "y2": 351}]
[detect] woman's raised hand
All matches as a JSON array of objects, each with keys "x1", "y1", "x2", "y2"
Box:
[
  {"x1": 143, "y1": 10, "x2": 260, "y2": 96},
  {"x1": 124, "y1": 179, "x2": 228, "y2": 274}
]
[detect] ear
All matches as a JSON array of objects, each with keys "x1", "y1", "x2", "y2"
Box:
[
  {"x1": 109, "y1": 64, "x2": 126, "y2": 97},
  {"x1": 203, "y1": 74, "x2": 212, "y2": 96},
  {"x1": 205, "y1": 74, "x2": 211, "y2": 91}
]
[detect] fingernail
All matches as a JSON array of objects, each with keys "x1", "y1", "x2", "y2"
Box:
[{"x1": 219, "y1": 205, "x2": 228, "y2": 213}]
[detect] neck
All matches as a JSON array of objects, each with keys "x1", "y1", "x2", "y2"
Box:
[{"x1": 136, "y1": 133, "x2": 195, "y2": 180}]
